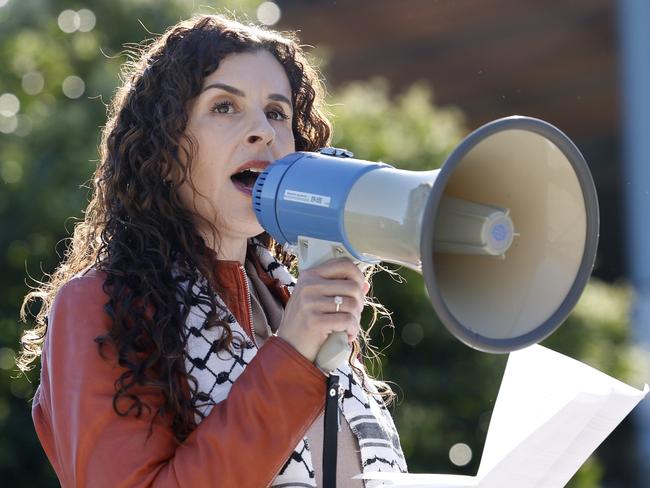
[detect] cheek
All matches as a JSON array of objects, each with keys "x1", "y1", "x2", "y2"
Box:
[
  {"x1": 192, "y1": 132, "x2": 231, "y2": 188},
  {"x1": 176, "y1": 152, "x2": 229, "y2": 215},
  {"x1": 277, "y1": 126, "x2": 296, "y2": 154}
]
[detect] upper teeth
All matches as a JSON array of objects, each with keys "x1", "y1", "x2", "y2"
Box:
[{"x1": 246, "y1": 168, "x2": 263, "y2": 173}]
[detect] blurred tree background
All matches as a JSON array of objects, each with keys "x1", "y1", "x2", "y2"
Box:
[{"x1": 0, "y1": 1, "x2": 644, "y2": 486}]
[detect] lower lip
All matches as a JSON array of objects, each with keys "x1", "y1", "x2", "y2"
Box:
[{"x1": 232, "y1": 179, "x2": 253, "y2": 196}]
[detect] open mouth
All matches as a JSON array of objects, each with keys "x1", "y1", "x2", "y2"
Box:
[{"x1": 231, "y1": 168, "x2": 263, "y2": 194}]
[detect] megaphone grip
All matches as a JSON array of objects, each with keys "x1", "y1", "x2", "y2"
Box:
[{"x1": 315, "y1": 331, "x2": 351, "y2": 373}]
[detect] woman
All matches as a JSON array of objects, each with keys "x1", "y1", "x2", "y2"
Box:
[{"x1": 19, "y1": 14, "x2": 407, "y2": 487}]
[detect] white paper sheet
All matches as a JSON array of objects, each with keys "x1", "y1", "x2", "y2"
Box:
[{"x1": 358, "y1": 345, "x2": 649, "y2": 487}]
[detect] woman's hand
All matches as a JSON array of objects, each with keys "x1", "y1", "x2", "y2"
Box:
[{"x1": 277, "y1": 258, "x2": 370, "y2": 363}]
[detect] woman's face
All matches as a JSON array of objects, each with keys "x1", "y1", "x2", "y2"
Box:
[{"x1": 179, "y1": 49, "x2": 295, "y2": 246}]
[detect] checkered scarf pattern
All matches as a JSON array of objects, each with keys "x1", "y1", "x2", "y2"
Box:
[{"x1": 183, "y1": 238, "x2": 407, "y2": 487}]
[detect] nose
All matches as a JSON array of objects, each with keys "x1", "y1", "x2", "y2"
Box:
[{"x1": 246, "y1": 112, "x2": 275, "y2": 146}]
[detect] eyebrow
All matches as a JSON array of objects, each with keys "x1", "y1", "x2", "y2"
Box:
[{"x1": 202, "y1": 82, "x2": 292, "y2": 107}]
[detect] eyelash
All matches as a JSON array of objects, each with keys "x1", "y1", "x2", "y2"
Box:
[
  {"x1": 210, "y1": 100, "x2": 235, "y2": 114},
  {"x1": 267, "y1": 108, "x2": 290, "y2": 121},
  {"x1": 210, "y1": 101, "x2": 290, "y2": 121}
]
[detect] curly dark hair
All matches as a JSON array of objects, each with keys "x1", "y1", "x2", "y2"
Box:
[{"x1": 20, "y1": 14, "x2": 393, "y2": 443}]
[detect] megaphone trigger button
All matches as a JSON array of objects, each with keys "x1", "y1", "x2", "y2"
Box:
[{"x1": 316, "y1": 147, "x2": 354, "y2": 158}]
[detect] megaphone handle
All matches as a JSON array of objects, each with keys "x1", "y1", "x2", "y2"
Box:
[
  {"x1": 295, "y1": 237, "x2": 370, "y2": 372},
  {"x1": 315, "y1": 331, "x2": 351, "y2": 373}
]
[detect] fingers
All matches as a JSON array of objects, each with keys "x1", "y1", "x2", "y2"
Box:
[
  {"x1": 315, "y1": 293, "x2": 364, "y2": 343},
  {"x1": 297, "y1": 281, "x2": 366, "y2": 323},
  {"x1": 297, "y1": 258, "x2": 369, "y2": 300},
  {"x1": 302, "y1": 258, "x2": 370, "y2": 312},
  {"x1": 277, "y1": 258, "x2": 369, "y2": 361},
  {"x1": 318, "y1": 312, "x2": 361, "y2": 341},
  {"x1": 307, "y1": 258, "x2": 365, "y2": 287},
  {"x1": 314, "y1": 294, "x2": 364, "y2": 318},
  {"x1": 304, "y1": 279, "x2": 363, "y2": 301}
]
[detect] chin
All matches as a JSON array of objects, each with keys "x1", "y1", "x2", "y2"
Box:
[
  {"x1": 243, "y1": 220, "x2": 265, "y2": 238},
  {"x1": 246, "y1": 227, "x2": 265, "y2": 239}
]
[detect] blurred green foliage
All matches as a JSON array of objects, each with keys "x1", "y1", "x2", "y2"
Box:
[{"x1": 0, "y1": 1, "x2": 641, "y2": 486}]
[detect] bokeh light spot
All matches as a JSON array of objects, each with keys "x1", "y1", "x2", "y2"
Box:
[
  {"x1": 30, "y1": 232, "x2": 52, "y2": 255},
  {"x1": 0, "y1": 92, "x2": 20, "y2": 117},
  {"x1": 22, "y1": 71, "x2": 44, "y2": 95},
  {"x1": 62, "y1": 75, "x2": 85, "y2": 99},
  {"x1": 0, "y1": 114, "x2": 17, "y2": 134},
  {"x1": 257, "y1": 2, "x2": 281, "y2": 26},
  {"x1": 7, "y1": 240, "x2": 29, "y2": 267},
  {"x1": 449, "y1": 442, "x2": 473, "y2": 467},
  {"x1": 0, "y1": 348, "x2": 15, "y2": 370},
  {"x1": 58, "y1": 9, "x2": 80, "y2": 33},
  {"x1": 14, "y1": 114, "x2": 32, "y2": 137},
  {"x1": 402, "y1": 322, "x2": 424, "y2": 346},
  {"x1": 1, "y1": 160, "x2": 23, "y2": 183},
  {"x1": 78, "y1": 9, "x2": 96, "y2": 32},
  {"x1": 73, "y1": 32, "x2": 100, "y2": 59}
]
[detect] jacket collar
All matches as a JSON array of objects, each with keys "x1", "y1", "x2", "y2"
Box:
[{"x1": 204, "y1": 241, "x2": 291, "y2": 308}]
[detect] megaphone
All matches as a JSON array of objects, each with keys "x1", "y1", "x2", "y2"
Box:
[{"x1": 253, "y1": 116, "x2": 599, "y2": 372}]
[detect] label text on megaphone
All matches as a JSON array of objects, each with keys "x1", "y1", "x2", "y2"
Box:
[{"x1": 284, "y1": 189, "x2": 332, "y2": 208}]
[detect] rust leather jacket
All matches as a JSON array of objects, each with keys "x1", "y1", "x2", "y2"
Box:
[{"x1": 32, "y1": 257, "x2": 328, "y2": 488}]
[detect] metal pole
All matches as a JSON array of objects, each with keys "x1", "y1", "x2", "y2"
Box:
[{"x1": 618, "y1": 0, "x2": 650, "y2": 481}]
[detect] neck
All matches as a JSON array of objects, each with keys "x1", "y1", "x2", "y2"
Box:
[{"x1": 207, "y1": 235, "x2": 248, "y2": 265}]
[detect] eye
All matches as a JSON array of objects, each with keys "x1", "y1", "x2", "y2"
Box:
[
  {"x1": 210, "y1": 100, "x2": 236, "y2": 114},
  {"x1": 267, "y1": 107, "x2": 290, "y2": 121}
]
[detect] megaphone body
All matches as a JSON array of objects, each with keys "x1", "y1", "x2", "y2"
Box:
[{"x1": 253, "y1": 116, "x2": 599, "y2": 372}]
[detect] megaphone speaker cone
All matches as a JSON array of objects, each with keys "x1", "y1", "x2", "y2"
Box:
[{"x1": 421, "y1": 116, "x2": 599, "y2": 353}]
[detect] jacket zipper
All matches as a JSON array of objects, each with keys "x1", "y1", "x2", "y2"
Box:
[
  {"x1": 238, "y1": 264, "x2": 257, "y2": 349},
  {"x1": 241, "y1": 262, "x2": 330, "y2": 486}
]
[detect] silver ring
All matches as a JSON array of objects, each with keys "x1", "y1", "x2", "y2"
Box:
[{"x1": 334, "y1": 295, "x2": 343, "y2": 313}]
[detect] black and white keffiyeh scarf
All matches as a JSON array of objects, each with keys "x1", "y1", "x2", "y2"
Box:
[{"x1": 182, "y1": 238, "x2": 407, "y2": 487}]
